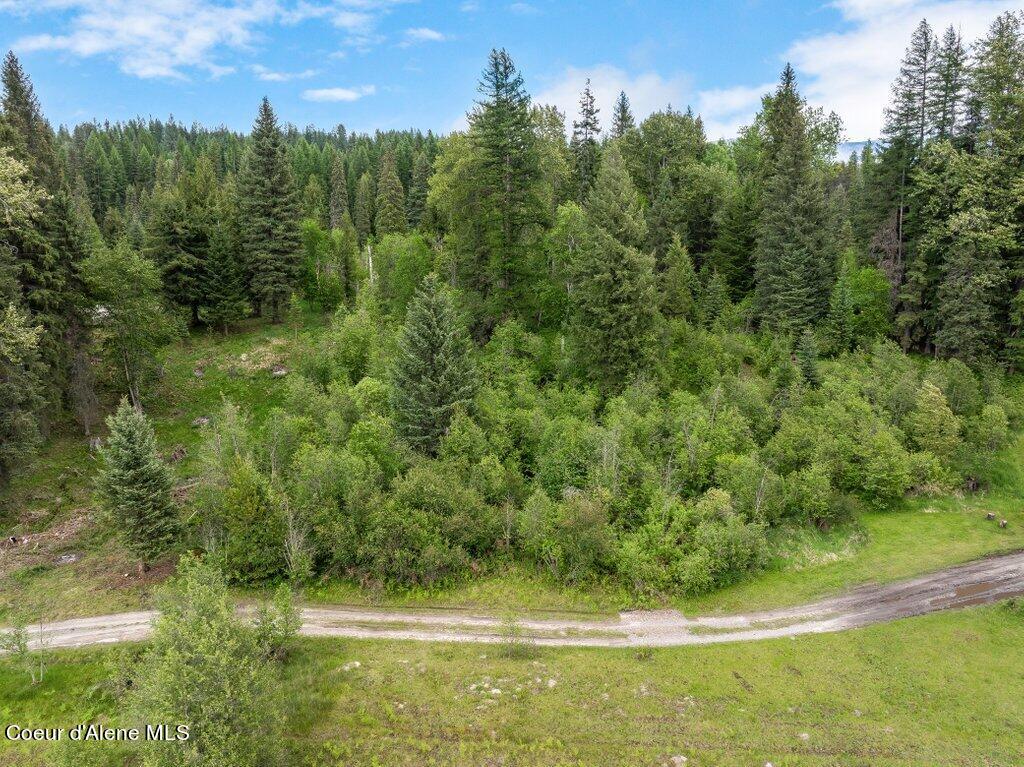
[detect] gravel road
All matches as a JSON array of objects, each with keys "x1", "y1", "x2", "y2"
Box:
[{"x1": 13, "y1": 550, "x2": 1024, "y2": 651}]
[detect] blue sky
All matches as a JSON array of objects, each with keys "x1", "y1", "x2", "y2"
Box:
[{"x1": 0, "y1": 0, "x2": 1018, "y2": 141}]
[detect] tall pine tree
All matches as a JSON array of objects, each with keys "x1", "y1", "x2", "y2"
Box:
[
  {"x1": 237, "y1": 98, "x2": 301, "y2": 322},
  {"x1": 754, "y1": 65, "x2": 833, "y2": 332},
  {"x1": 374, "y1": 149, "x2": 407, "y2": 237},
  {"x1": 570, "y1": 79, "x2": 601, "y2": 201},
  {"x1": 610, "y1": 91, "x2": 635, "y2": 139},
  {"x1": 391, "y1": 273, "x2": 478, "y2": 453}
]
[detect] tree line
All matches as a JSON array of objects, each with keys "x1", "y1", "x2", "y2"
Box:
[{"x1": 3, "y1": 12, "x2": 1024, "y2": 594}]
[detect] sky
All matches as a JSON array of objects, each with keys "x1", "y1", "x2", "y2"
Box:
[{"x1": 0, "y1": 0, "x2": 1019, "y2": 142}]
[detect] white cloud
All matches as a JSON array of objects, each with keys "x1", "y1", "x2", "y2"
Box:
[
  {"x1": 534, "y1": 64, "x2": 691, "y2": 136},
  {"x1": 459, "y1": 1, "x2": 479, "y2": 10},
  {"x1": 4, "y1": 0, "x2": 414, "y2": 77},
  {"x1": 251, "y1": 63, "x2": 319, "y2": 81},
  {"x1": 9, "y1": 0, "x2": 280, "y2": 79},
  {"x1": 302, "y1": 84, "x2": 376, "y2": 101},
  {"x1": 787, "y1": 0, "x2": 1020, "y2": 140},
  {"x1": 404, "y1": 26, "x2": 448, "y2": 42},
  {"x1": 695, "y1": 82, "x2": 773, "y2": 139}
]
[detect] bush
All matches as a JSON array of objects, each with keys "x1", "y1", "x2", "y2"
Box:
[
  {"x1": 131, "y1": 554, "x2": 282, "y2": 767},
  {"x1": 219, "y1": 457, "x2": 286, "y2": 584},
  {"x1": 518, "y1": 488, "x2": 615, "y2": 584},
  {"x1": 618, "y1": 489, "x2": 767, "y2": 597},
  {"x1": 360, "y1": 463, "x2": 499, "y2": 587}
]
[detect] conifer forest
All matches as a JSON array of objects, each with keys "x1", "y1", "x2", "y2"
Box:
[{"x1": 2, "y1": 7, "x2": 1024, "y2": 767}]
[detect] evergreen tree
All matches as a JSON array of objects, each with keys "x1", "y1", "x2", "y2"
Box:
[
  {"x1": 96, "y1": 397, "x2": 178, "y2": 568},
  {"x1": 328, "y1": 153, "x2": 350, "y2": 229},
  {"x1": 237, "y1": 98, "x2": 301, "y2": 322},
  {"x1": 660, "y1": 234, "x2": 698, "y2": 320},
  {"x1": 584, "y1": 142, "x2": 645, "y2": 248},
  {"x1": 754, "y1": 65, "x2": 833, "y2": 332},
  {"x1": 823, "y1": 264, "x2": 855, "y2": 354},
  {"x1": 201, "y1": 223, "x2": 248, "y2": 333},
  {"x1": 1, "y1": 52, "x2": 59, "y2": 190},
  {"x1": 610, "y1": 91, "x2": 635, "y2": 139},
  {"x1": 796, "y1": 327, "x2": 821, "y2": 387},
  {"x1": 145, "y1": 159, "x2": 217, "y2": 324},
  {"x1": 929, "y1": 26, "x2": 968, "y2": 142},
  {"x1": 374, "y1": 149, "x2": 407, "y2": 237},
  {"x1": 406, "y1": 150, "x2": 430, "y2": 228},
  {"x1": 391, "y1": 273, "x2": 478, "y2": 453},
  {"x1": 354, "y1": 171, "x2": 375, "y2": 246},
  {"x1": 570, "y1": 79, "x2": 601, "y2": 201},
  {"x1": 934, "y1": 208, "x2": 1008, "y2": 364},
  {"x1": 707, "y1": 179, "x2": 758, "y2": 299},
  {"x1": 82, "y1": 132, "x2": 113, "y2": 218},
  {"x1": 696, "y1": 267, "x2": 730, "y2": 328},
  {"x1": 467, "y1": 48, "x2": 546, "y2": 323},
  {"x1": 569, "y1": 149, "x2": 660, "y2": 391}
]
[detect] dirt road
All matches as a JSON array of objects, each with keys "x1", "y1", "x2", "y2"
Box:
[{"x1": 14, "y1": 550, "x2": 1024, "y2": 651}]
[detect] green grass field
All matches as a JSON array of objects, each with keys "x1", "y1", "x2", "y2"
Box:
[
  {"x1": 1, "y1": 604, "x2": 1022, "y2": 766},
  {"x1": 1, "y1": 314, "x2": 1023, "y2": 624}
]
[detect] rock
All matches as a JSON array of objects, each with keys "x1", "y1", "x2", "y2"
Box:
[
  {"x1": 192, "y1": 368, "x2": 204, "y2": 378},
  {"x1": 669, "y1": 757, "x2": 688, "y2": 766},
  {"x1": 999, "y1": 519, "x2": 1008, "y2": 528},
  {"x1": 56, "y1": 553, "x2": 79, "y2": 565},
  {"x1": 271, "y1": 365, "x2": 289, "y2": 377},
  {"x1": 191, "y1": 416, "x2": 210, "y2": 428},
  {"x1": 986, "y1": 512, "x2": 996, "y2": 521},
  {"x1": 341, "y1": 661, "x2": 361, "y2": 672},
  {"x1": 798, "y1": 733, "x2": 810, "y2": 741}
]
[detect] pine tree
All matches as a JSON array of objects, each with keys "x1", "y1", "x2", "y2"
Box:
[
  {"x1": 796, "y1": 328, "x2": 821, "y2": 387},
  {"x1": 569, "y1": 148, "x2": 660, "y2": 391},
  {"x1": 928, "y1": 26, "x2": 968, "y2": 142},
  {"x1": 202, "y1": 223, "x2": 248, "y2": 333},
  {"x1": 696, "y1": 267, "x2": 730, "y2": 328},
  {"x1": 96, "y1": 397, "x2": 178, "y2": 568},
  {"x1": 374, "y1": 149, "x2": 407, "y2": 237},
  {"x1": 660, "y1": 234, "x2": 698, "y2": 320},
  {"x1": 1, "y1": 52, "x2": 59, "y2": 191},
  {"x1": 570, "y1": 79, "x2": 601, "y2": 201},
  {"x1": 328, "y1": 153, "x2": 350, "y2": 230},
  {"x1": 610, "y1": 91, "x2": 635, "y2": 139},
  {"x1": 823, "y1": 264, "x2": 855, "y2": 354},
  {"x1": 238, "y1": 98, "x2": 301, "y2": 322},
  {"x1": 754, "y1": 65, "x2": 833, "y2": 332},
  {"x1": 707, "y1": 179, "x2": 758, "y2": 299},
  {"x1": 82, "y1": 132, "x2": 113, "y2": 218},
  {"x1": 391, "y1": 274, "x2": 478, "y2": 453},
  {"x1": 354, "y1": 171, "x2": 375, "y2": 246},
  {"x1": 584, "y1": 142, "x2": 645, "y2": 249},
  {"x1": 467, "y1": 48, "x2": 546, "y2": 322},
  {"x1": 406, "y1": 150, "x2": 430, "y2": 228},
  {"x1": 934, "y1": 208, "x2": 1008, "y2": 364}
]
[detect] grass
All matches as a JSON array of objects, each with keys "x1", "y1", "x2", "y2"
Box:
[
  {"x1": 678, "y1": 433, "x2": 1024, "y2": 615},
  {"x1": 2, "y1": 311, "x2": 1023, "y2": 623},
  {"x1": 1, "y1": 605, "x2": 1022, "y2": 766}
]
